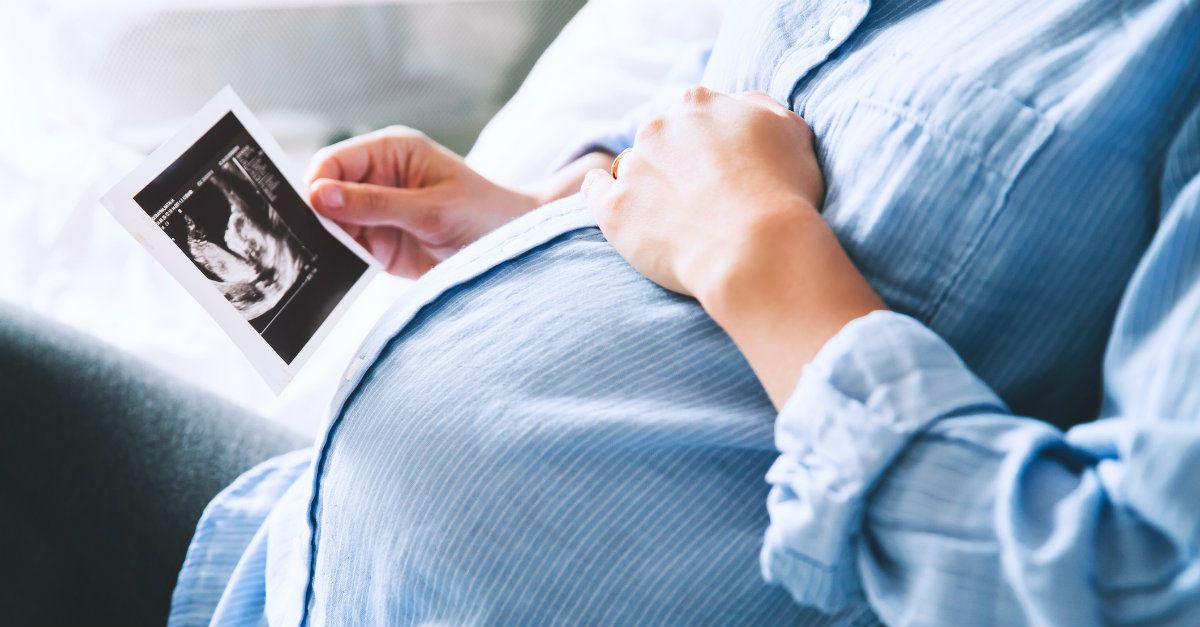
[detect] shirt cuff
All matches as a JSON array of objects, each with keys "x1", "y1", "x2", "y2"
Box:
[{"x1": 760, "y1": 310, "x2": 1006, "y2": 612}]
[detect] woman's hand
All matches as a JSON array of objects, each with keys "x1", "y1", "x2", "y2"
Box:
[
  {"x1": 581, "y1": 89, "x2": 826, "y2": 297},
  {"x1": 582, "y1": 88, "x2": 885, "y2": 407},
  {"x1": 308, "y1": 126, "x2": 610, "y2": 278}
]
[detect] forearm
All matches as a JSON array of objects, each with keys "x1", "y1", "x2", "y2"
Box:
[{"x1": 696, "y1": 205, "x2": 885, "y2": 408}]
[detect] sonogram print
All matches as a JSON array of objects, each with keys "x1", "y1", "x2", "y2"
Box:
[
  {"x1": 182, "y1": 156, "x2": 314, "y2": 323},
  {"x1": 134, "y1": 111, "x2": 368, "y2": 364}
]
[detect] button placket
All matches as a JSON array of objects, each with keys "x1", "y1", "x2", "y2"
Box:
[
  {"x1": 768, "y1": 0, "x2": 870, "y2": 106},
  {"x1": 501, "y1": 238, "x2": 527, "y2": 256},
  {"x1": 328, "y1": 199, "x2": 594, "y2": 406}
]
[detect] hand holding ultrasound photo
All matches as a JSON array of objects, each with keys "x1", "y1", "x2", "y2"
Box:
[{"x1": 103, "y1": 88, "x2": 377, "y2": 392}]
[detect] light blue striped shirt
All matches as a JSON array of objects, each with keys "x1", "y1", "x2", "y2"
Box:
[{"x1": 170, "y1": 1, "x2": 1200, "y2": 625}]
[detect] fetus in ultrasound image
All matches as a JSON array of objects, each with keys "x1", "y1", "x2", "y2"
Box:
[{"x1": 181, "y1": 161, "x2": 313, "y2": 322}]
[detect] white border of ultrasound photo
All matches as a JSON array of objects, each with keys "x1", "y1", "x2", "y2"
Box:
[{"x1": 101, "y1": 86, "x2": 379, "y2": 393}]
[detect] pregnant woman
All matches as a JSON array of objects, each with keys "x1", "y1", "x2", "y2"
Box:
[{"x1": 2, "y1": 2, "x2": 1198, "y2": 625}]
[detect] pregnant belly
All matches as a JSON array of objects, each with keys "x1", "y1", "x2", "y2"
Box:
[{"x1": 307, "y1": 229, "x2": 829, "y2": 625}]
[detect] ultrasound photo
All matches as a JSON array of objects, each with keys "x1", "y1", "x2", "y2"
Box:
[{"x1": 133, "y1": 112, "x2": 369, "y2": 364}]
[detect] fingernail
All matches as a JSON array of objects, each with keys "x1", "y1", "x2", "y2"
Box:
[{"x1": 320, "y1": 183, "x2": 343, "y2": 209}]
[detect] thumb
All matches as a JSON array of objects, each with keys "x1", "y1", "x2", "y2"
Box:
[
  {"x1": 310, "y1": 178, "x2": 442, "y2": 234},
  {"x1": 581, "y1": 168, "x2": 616, "y2": 222}
]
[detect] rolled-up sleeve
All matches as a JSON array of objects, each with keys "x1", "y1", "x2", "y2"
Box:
[
  {"x1": 763, "y1": 104, "x2": 1200, "y2": 625},
  {"x1": 764, "y1": 311, "x2": 1200, "y2": 626},
  {"x1": 761, "y1": 311, "x2": 1008, "y2": 615}
]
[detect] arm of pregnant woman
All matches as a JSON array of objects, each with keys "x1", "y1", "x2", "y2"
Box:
[
  {"x1": 306, "y1": 125, "x2": 613, "y2": 278},
  {"x1": 584, "y1": 86, "x2": 1200, "y2": 625}
]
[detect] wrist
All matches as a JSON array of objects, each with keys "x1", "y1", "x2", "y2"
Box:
[
  {"x1": 692, "y1": 200, "x2": 827, "y2": 316},
  {"x1": 693, "y1": 202, "x2": 886, "y2": 406},
  {"x1": 482, "y1": 184, "x2": 545, "y2": 225},
  {"x1": 700, "y1": 213, "x2": 885, "y2": 339},
  {"x1": 519, "y1": 150, "x2": 615, "y2": 209}
]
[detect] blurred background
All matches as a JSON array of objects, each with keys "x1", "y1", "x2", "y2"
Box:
[{"x1": 0, "y1": 0, "x2": 724, "y2": 433}]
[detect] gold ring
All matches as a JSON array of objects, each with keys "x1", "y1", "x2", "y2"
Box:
[{"x1": 610, "y1": 148, "x2": 633, "y2": 179}]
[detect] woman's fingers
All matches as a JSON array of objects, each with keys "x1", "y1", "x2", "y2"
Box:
[
  {"x1": 310, "y1": 178, "x2": 445, "y2": 237},
  {"x1": 733, "y1": 91, "x2": 814, "y2": 135},
  {"x1": 581, "y1": 168, "x2": 617, "y2": 225},
  {"x1": 577, "y1": 85, "x2": 830, "y2": 300},
  {"x1": 733, "y1": 90, "x2": 777, "y2": 107},
  {"x1": 305, "y1": 125, "x2": 428, "y2": 187},
  {"x1": 305, "y1": 136, "x2": 377, "y2": 186}
]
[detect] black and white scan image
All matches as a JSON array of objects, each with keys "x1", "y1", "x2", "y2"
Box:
[
  {"x1": 180, "y1": 150, "x2": 312, "y2": 321},
  {"x1": 134, "y1": 112, "x2": 369, "y2": 363}
]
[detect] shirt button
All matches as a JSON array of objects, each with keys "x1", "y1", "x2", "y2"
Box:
[
  {"x1": 343, "y1": 355, "x2": 366, "y2": 382},
  {"x1": 827, "y1": 15, "x2": 853, "y2": 41}
]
